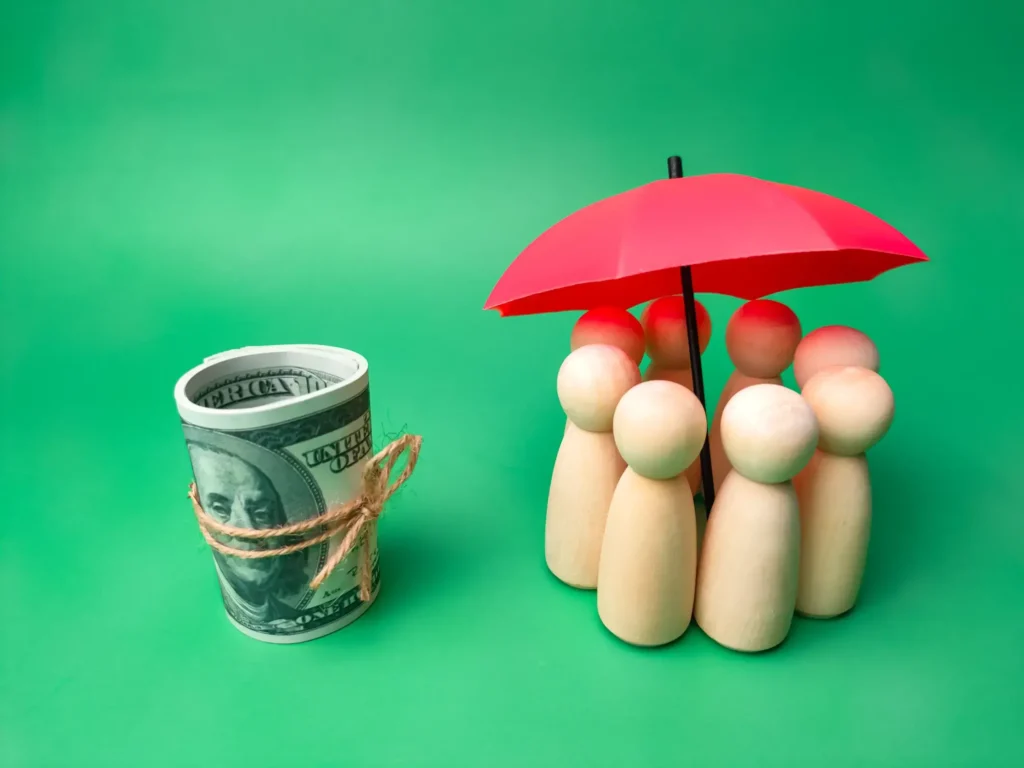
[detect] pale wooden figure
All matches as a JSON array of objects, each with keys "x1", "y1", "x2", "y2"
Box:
[
  {"x1": 639, "y1": 296, "x2": 712, "y2": 493},
  {"x1": 708, "y1": 300, "x2": 802, "y2": 493},
  {"x1": 597, "y1": 380, "x2": 706, "y2": 646},
  {"x1": 695, "y1": 384, "x2": 818, "y2": 652},
  {"x1": 794, "y1": 366, "x2": 894, "y2": 618},
  {"x1": 546, "y1": 344, "x2": 641, "y2": 589},
  {"x1": 793, "y1": 325, "x2": 880, "y2": 390},
  {"x1": 564, "y1": 307, "x2": 645, "y2": 433}
]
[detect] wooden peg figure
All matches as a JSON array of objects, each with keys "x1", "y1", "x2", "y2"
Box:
[
  {"x1": 640, "y1": 296, "x2": 712, "y2": 388},
  {"x1": 708, "y1": 300, "x2": 802, "y2": 493},
  {"x1": 639, "y1": 295, "x2": 712, "y2": 494},
  {"x1": 597, "y1": 380, "x2": 706, "y2": 646},
  {"x1": 546, "y1": 344, "x2": 641, "y2": 589},
  {"x1": 794, "y1": 366, "x2": 894, "y2": 618},
  {"x1": 695, "y1": 383, "x2": 818, "y2": 653},
  {"x1": 570, "y1": 307, "x2": 646, "y2": 365},
  {"x1": 564, "y1": 307, "x2": 645, "y2": 433},
  {"x1": 793, "y1": 325, "x2": 880, "y2": 390}
]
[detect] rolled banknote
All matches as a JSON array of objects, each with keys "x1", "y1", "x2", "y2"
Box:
[
  {"x1": 174, "y1": 344, "x2": 379, "y2": 643},
  {"x1": 202, "y1": 344, "x2": 339, "y2": 364}
]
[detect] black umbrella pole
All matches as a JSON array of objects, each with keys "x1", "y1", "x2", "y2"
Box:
[
  {"x1": 679, "y1": 265, "x2": 716, "y2": 513},
  {"x1": 667, "y1": 157, "x2": 716, "y2": 511}
]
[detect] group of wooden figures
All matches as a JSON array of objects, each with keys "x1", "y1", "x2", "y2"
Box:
[{"x1": 545, "y1": 296, "x2": 894, "y2": 652}]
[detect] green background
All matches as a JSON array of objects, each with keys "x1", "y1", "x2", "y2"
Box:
[{"x1": 2, "y1": 1, "x2": 1022, "y2": 765}]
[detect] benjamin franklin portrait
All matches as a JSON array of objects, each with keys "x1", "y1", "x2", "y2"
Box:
[{"x1": 187, "y1": 441, "x2": 314, "y2": 627}]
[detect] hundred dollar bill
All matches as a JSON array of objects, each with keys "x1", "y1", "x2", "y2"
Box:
[{"x1": 174, "y1": 344, "x2": 377, "y2": 643}]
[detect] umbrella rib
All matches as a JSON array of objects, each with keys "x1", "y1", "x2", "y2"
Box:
[{"x1": 778, "y1": 186, "x2": 848, "y2": 253}]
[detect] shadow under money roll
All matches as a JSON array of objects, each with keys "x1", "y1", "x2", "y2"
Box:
[{"x1": 174, "y1": 344, "x2": 383, "y2": 644}]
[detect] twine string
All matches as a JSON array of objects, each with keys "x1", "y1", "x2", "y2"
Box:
[{"x1": 188, "y1": 433, "x2": 422, "y2": 600}]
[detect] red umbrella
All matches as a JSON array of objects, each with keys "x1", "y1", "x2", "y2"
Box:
[{"x1": 484, "y1": 157, "x2": 928, "y2": 511}]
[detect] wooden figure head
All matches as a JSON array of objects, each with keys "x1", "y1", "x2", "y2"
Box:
[
  {"x1": 640, "y1": 296, "x2": 712, "y2": 369},
  {"x1": 720, "y1": 383, "x2": 818, "y2": 483},
  {"x1": 801, "y1": 366, "x2": 894, "y2": 456},
  {"x1": 612, "y1": 380, "x2": 707, "y2": 480},
  {"x1": 725, "y1": 300, "x2": 802, "y2": 379},
  {"x1": 557, "y1": 343, "x2": 642, "y2": 432},
  {"x1": 793, "y1": 325, "x2": 880, "y2": 390},
  {"x1": 570, "y1": 307, "x2": 646, "y2": 365}
]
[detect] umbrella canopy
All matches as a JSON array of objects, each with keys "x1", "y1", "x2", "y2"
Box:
[
  {"x1": 484, "y1": 172, "x2": 928, "y2": 316},
  {"x1": 485, "y1": 159, "x2": 928, "y2": 511}
]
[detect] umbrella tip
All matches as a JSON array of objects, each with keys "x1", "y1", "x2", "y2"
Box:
[{"x1": 667, "y1": 156, "x2": 683, "y2": 179}]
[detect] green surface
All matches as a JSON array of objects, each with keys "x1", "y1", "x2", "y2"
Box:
[{"x1": 2, "y1": 1, "x2": 1022, "y2": 765}]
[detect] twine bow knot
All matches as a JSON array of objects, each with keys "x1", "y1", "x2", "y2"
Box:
[{"x1": 188, "y1": 434, "x2": 422, "y2": 601}]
